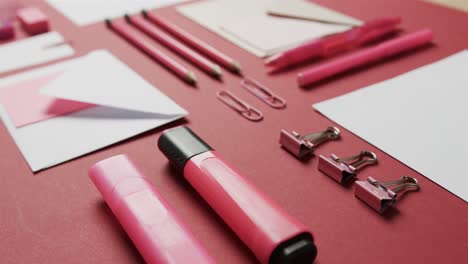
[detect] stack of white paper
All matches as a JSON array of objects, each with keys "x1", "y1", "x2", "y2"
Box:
[
  {"x1": 314, "y1": 51, "x2": 468, "y2": 202},
  {"x1": 177, "y1": 0, "x2": 359, "y2": 57}
]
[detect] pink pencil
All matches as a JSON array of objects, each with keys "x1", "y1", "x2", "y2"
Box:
[
  {"x1": 297, "y1": 29, "x2": 433, "y2": 87},
  {"x1": 106, "y1": 19, "x2": 197, "y2": 85},
  {"x1": 125, "y1": 14, "x2": 222, "y2": 79},
  {"x1": 142, "y1": 10, "x2": 242, "y2": 75}
]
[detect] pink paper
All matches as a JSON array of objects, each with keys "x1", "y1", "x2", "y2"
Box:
[{"x1": 0, "y1": 71, "x2": 94, "y2": 128}]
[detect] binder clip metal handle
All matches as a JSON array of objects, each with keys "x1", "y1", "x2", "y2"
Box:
[
  {"x1": 318, "y1": 151, "x2": 377, "y2": 184},
  {"x1": 280, "y1": 127, "x2": 340, "y2": 159},
  {"x1": 354, "y1": 176, "x2": 419, "y2": 213}
]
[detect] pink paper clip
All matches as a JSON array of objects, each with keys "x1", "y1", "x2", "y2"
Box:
[
  {"x1": 241, "y1": 78, "x2": 286, "y2": 109},
  {"x1": 354, "y1": 176, "x2": 419, "y2": 214},
  {"x1": 217, "y1": 90, "x2": 263, "y2": 122},
  {"x1": 280, "y1": 127, "x2": 340, "y2": 159},
  {"x1": 318, "y1": 151, "x2": 377, "y2": 184}
]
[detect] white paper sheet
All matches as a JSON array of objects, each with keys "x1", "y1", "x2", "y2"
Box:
[
  {"x1": 266, "y1": 0, "x2": 362, "y2": 26},
  {"x1": 46, "y1": 0, "x2": 187, "y2": 26},
  {"x1": 0, "y1": 50, "x2": 187, "y2": 172},
  {"x1": 314, "y1": 51, "x2": 468, "y2": 202},
  {"x1": 177, "y1": 0, "x2": 358, "y2": 57},
  {"x1": 0, "y1": 32, "x2": 74, "y2": 74}
]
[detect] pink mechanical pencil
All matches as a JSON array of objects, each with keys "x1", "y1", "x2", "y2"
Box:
[
  {"x1": 298, "y1": 28, "x2": 433, "y2": 87},
  {"x1": 89, "y1": 155, "x2": 216, "y2": 264},
  {"x1": 265, "y1": 17, "x2": 402, "y2": 72},
  {"x1": 158, "y1": 126, "x2": 317, "y2": 264}
]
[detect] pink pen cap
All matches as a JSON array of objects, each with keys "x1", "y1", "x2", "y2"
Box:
[{"x1": 89, "y1": 155, "x2": 215, "y2": 264}]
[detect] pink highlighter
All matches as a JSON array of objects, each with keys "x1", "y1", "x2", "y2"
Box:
[
  {"x1": 158, "y1": 126, "x2": 317, "y2": 264},
  {"x1": 89, "y1": 155, "x2": 215, "y2": 264}
]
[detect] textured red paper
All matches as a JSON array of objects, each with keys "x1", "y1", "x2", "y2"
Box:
[{"x1": 0, "y1": 0, "x2": 467, "y2": 263}]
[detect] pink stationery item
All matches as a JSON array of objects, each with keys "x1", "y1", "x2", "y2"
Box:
[
  {"x1": 0, "y1": 71, "x2": 93, "y2": 128},
  {"x1": 142, "y1": 10, "x2": 242, "y2": 74},
  {"x1": 241, "y1": 78, "x2": 286, "y2": 109},
  {"x1": 106, "y1": 19, "x2": 197, "y2": 85},
  {"x1": 158, "y1": 126, "x2": 317, "y2": 264},
  {"x1": 265, "y1": 17, "x2": 401, "y2": 72},
  {"x1": 318, "y1": 151, "x2": 377, "y2": 184},
  {"x1": 354, "y1": 176, "x2": 419, "y2": 214},
  {"x1": 279, "y1": 127, "x2": 341, "y2": 159},
  {"x1": 125, "y1": 14, "x2": 222, "y2": 79},
  {"x1": 216, "y1": 90, "x2": 263, "y2": 122},
  {"x1": 297, "y1": 28, "x2": 434, "y2": 87},
  {"x1": 0, "y1": 17, "x2": 14, "y2": 40},
  {"x1": 16, "y1": 7, "x2": 50, "y2": 35},
  {"x1": 89, "y1": 155, "x2": 216, "y2": 264}
]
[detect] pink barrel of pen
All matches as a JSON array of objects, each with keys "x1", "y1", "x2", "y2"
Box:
[
  {"x1": 142, "y1": 10, "x2": 242, "y2": 74},
  {"x1": 297, "y1": 29, "x2": 433, "y2": 87},
  {"x1": 89, "y1": 155, "x2": 216, "y2": 264},
  {"x1": 125, "y1": 15, "x2": 222, "y2": 79},
  {"x1": 106, "y1": 19, "x2": 197, "y2": 85}
]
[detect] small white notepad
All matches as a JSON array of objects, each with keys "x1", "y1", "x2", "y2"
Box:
[{"x1": 314, "y1": 51, "x2": 468, "y2": 202}]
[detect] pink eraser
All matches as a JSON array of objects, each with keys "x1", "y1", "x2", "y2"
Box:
[
  {"x1": 0, "y1": 18, "x2": 14, "y2": 40},
  {"x1": 16, "y1": 7, "x2": 49, "y2": 35},
  {"x1": 89, "y1": 155, "x2": 215, "y2": 264}
]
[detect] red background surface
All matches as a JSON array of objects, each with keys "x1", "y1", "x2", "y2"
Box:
[{"x1": 1, "y1": 0, "x2": 467, "y2": 263}]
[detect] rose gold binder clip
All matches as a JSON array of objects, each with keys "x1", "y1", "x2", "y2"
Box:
[
  {"x1": 217, "y1": 90, "x2": 263, "y2": 122},
  {"x1": 354, "y1": 176, "x2": 419, "y2": 213},
  {"x1": 241, "y1": 78, "x2": 286, "y2": 109},
  {"x1": 318, "y1": 151, "x2": 377, "y2": 184},
  {"x1": 279, "y1": 127, "x2": 340, "y2": 158}
]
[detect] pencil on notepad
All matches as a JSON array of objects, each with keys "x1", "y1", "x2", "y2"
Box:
[
  {"x1": 125, "y1": 14, "x2": 222, "y2": 79},
  {"x1": 106, "y1": 19, "x2": 197, "y2": 86},
  {"x1": 142, "y1": 10, "x2": 242, "y2": 75}
]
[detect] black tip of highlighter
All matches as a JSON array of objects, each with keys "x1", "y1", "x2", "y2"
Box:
[
  {"x1": 270, "y1": 233, "x2": 317, "y2": 264},
  {"x1": 142, "y1": 9, "x2": 148, "y2": 18}
]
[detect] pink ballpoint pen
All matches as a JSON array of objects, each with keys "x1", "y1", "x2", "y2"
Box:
[
  {"x1": 265, "y1": 17, "x2": 402, "y2": 72},
  {"x1": 297, "y1": 28, "x2": 433, "y2": 87}
]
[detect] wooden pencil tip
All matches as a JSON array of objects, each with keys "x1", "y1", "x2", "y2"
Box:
[
  {"x1": 186, "y1": 72, "x2": 197, "y2": 85},
  {"x1": 105, "y1": 19, "x2": 112, "y2": 27},
  {"x1": 230, "y1": 61, "x2": 242, "y2": 75},
  {"x1": 212, "y1": 65, "x2": 223, "y2": 78}
]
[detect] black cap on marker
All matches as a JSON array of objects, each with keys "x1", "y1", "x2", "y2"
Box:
[{"x1": 158, "y1": 126, "x2": 212, "y2": 173}]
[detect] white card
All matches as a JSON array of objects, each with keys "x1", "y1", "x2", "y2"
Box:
[
  {"x1": 46, "y1": 0, "x2": 187, "y2": 26},
  {"x1": 314, "y1": 51, "x2": 468, "y2": 202},
  {"x1": 0, "y1": 32, "x2": 74, "y2": 74}
]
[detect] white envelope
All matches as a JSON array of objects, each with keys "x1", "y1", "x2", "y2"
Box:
[{"x1": 0, "y1": 50, "x2": 187, "y2": 172}]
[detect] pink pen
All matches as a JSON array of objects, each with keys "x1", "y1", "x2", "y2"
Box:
[
  {"x1": 158, "y1": 126, "x2": 317, "y2": 264},
  {"x1": 298, "y1": 28, "x2": 433, "y2": 87},
  {"x1": 89, "y1": 155, "x2": 216, "y2": 264},
  {"x1": 265, "y1": 17, "x2": 402, "y2": 72}
]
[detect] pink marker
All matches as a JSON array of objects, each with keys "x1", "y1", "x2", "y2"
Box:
[
  {"x1": 158, "y1": 126, "x2": 317, "y2": 264},
  {"x1": 297, "y1": 28, "x2": 433, "y2": 87},
  {"x1": 89, "y1": 155, "x2": 216, "y2": 264}
]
